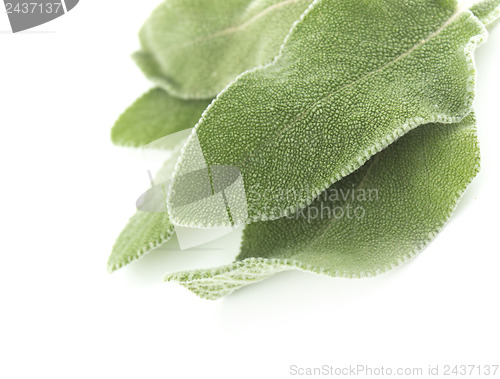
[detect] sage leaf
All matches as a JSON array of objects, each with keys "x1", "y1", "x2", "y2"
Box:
[
  {"x1": 169, "y1": 0, "x2": 486, "y2": 227},
  {"x1": 111, "y1": 88, "x2": 210, "y2": 147},
  {"x1": 165, "y1": 114, "x2": 480, "y2": 299},
  {"x1": 108, "y1": 211, "x2": 174, "y2": 272},
  {"x1": 107, "y1": 141, "x2": 187, "y2": 272},
  {"x1": 134, "y1": 0, "x2": 312, "y2": 98},
  {"x1": 471, "y1": 0, "x2": 500, "y2": 25}
]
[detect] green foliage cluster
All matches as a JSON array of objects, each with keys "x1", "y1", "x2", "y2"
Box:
[{"x1": 110, "y1": 0, "x2": 500, "y2": 299}]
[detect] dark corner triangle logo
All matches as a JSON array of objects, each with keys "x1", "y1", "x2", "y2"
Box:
[{"x1": 4, "y1": 0, "x2": 79, "y2": 33}]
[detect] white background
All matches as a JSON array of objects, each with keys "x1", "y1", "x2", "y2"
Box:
[{"x1": 1, "y1": 1, "x2": 499, "y2": 378}]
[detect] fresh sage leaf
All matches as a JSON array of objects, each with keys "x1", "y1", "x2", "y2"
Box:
[
  {"x1": 111, "y1": 88, "x2": 210, "y2": 147},
  {"x1": 107, "y1": 141, "x2": 187, "y2": 272},
  {"x1": 134, "y1": 0, "x2": 312, "y2": 98},
  {"x1": 108, "y1": 211, "x2": 174, "y2": 272},
  {"x1": 165, "y1": 114, "x2": 480, "y2": 299},
  {"x1": 470, "y1": 0, "x2": 500, "y2": 25},
  {"x1": 168, "y1": 0, "x2": 487, "y2": 227}
]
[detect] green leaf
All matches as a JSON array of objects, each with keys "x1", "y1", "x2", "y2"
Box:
[
  {"x1": 471, "y1": 0, "x2": 500, "y2": 26},
  {"x1": 108, "y1": 211, "x2": 174, "y2": 272},
  {"x1": 111, "y1": 88, "x2": 210, "y2": 147},
  {"x1": 168, "y1": 0, "x2": 486, "y2": 227},
  {"x1": 108, "y1": 140, "x2": 188, "y2": 272},
  {"x1": 165, "y1": 114, "x2": 480, "y2": 299},
  {"x1": 135, "y1": 0, "x2": 312, "y2": 98}
]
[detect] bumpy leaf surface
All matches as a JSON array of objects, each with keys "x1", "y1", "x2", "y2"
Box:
[
  {"x1": 169, "y1": 0, "x2": 486, "y2": 227},
  {"x1": 108, "y1": 211, "x2": 174, "y2": 272},
  {"x1": 111, "y1": 88, "x2": 210, "y2": 147},
  {"x1": 108, "y1": 144, "x2": 186, "y2": 272},
  {"x1": 165, "y1": 114, "x2": 480, "y2": 299},
  {"x1": 470, "y1": 0, "x2": 500, "y2": 25},
  {"x1": 134, "y1": 0, "x2": 312, "y2": 98}
]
